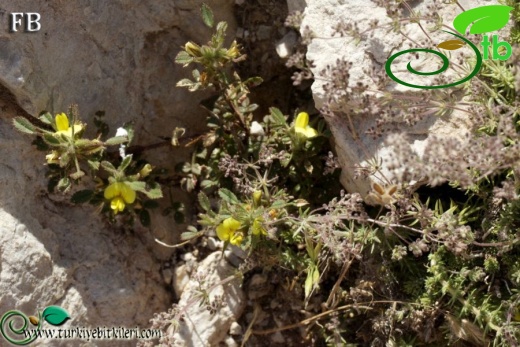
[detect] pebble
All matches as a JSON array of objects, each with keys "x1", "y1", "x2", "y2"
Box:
[
  {"x1": 207, "y1": 236, "x2": 222, "y2": 251},
  {"x1": 181, "y1": 252, "x2": 195, "y2": 262},
  {"x1": 224, "y1": 336, "x2": 239, "y2": 347},
  {"x1": 276, "y1": 31, "x2": 298, "y2": 58},
  {"x1": 229, "y1": 321, "x2": 243, "y2": 335}
]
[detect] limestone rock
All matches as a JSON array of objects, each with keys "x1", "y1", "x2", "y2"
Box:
[
  {"x1": 301, "y1": 0, "x2": 505, "y2": 196},
  {"x1": 0, "y1": 0, "x2": 236, "y2": 344},
  {"x1": 173, "y1": 252, "x2": 245, "y2": 347}
]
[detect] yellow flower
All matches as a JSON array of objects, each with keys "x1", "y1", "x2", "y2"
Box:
[
  {"x1": 294, "y1": 112, "x2": 318, "y2": 138},
  {"x1": 104, "y1": 182, "x2": 136, "y2": 214},
  {"x1": 216, "y1": 217, "x2": 243, "y2": 246},
  {"x1": 251, "y1": 218, "x2": 267, "y2": 236},
  {"x1": 55, "y1": 113, "x2": 84, "y2": 137}
]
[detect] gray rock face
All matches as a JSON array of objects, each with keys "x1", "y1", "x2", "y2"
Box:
[
  {"x1": 302, "y1": 0, "x2": 504, "y2": 196},
  {"x1": 173, "y1": 252, "x2": 245, "y2": 347},
  {"x1": 0, "y1": 0, "x2": 235, "y2": 344}
]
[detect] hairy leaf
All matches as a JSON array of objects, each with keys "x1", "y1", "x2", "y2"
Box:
[
  {"x1": 218, "y1": 188, "x2": 239, "y2": 204},
  {"x1": 201, "y1": 3, "x2": 214, "y2": 28},
  {"x1": 13, "y1": 117, "x2": 37, "y2": 134},
  {"x1": 175, "y1": 51, "x2": 193, "y2": 66},
  {"x1": 105, "y1": 136, "x2": 128, "y2": 146},
  {"x1": 198, "y1": 192, "x2": 211, "y2": 212}
]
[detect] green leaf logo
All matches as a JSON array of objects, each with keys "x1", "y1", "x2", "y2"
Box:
[
  {"x1": 453, "y1": 5, "x2": 513, "y2": 35},
  {"x1": 42, "y1": 306, "x2": 70, "y2": 326}
]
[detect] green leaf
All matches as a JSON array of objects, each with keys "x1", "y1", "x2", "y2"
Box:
[
  {"x1": 100, "y1": 161, "x2": 118, "y2": 175},
  {"x1": 200, "y1": 179, "x2": 218, "y2": 190},
  {"x1": 269, "y1": 107, "x2": 286, "y2": 125},
  {"x1": 244, "y1": 76, "x2": 263, "y2": 87},
  {"x1": 188, "y1": 83, "x2": 201, "y2": 92},
  {"x1": 71, "y1": 190, "x2": 94, "y2": 204},
  {"x1": 453, "y1": 5, "x2": 513, "y2": 35},
  {"x1": 126, "y1": 181, "x2": 163, "y2": 199},
  {"x1": 280, "y1": 152, "x2": 291, "y2": 167},
  {"x1": 105, "y1": 136, "x2": 128, "y2": 146},
  {"x1": 139, "y1": 209, "x2": 151, "y2": 227},
  {"x1": 42, "y1": 133, "x2": 61, "y2": 146},
  {"x1": 13, "y1": 117, "x2": 37, "y2": 134},
  {"x1": 142, "y1": 185, "x2": 163, "y2": 199},
  {"x1": 218, "y1": 188, "x2": 239, "y2": 204},
  {"x1": 176, "y1": 78, "x2": 195, "y2": 88},
  {"x1": 312, "y1": 265, "x2": 319, "y2": 285},
  {"x1": 39, "y1": 112, "x2": 54, "y2": 125},
  {"x1": 59, "y1": 152, "x2": 70, "y2": 167},
  {"x1": 201, "y1": 3, "x2": 214, "y2": 28},
  {"x1": 123, "y1": 122, "x2": 135, "y2": 144},
  {"x1": 305, "y1": 266, "x2": 315, "y2": 299},
  {"x1": 69, "y1": 170, "x2": 85, "y2": 180},
  {"x1": 42, "y1": 306, "x2": 70, "y2": 326},
  {"x1": 181, "y1": 226, "x2": 202, "y2": 241},
  {"x1": 125, "y1": 181, "x2": 146, "y2": 192},
  {"x1": 175, "y1": 51, "x2": 193, "y2": 66},
  {"x1": 87, "y1": 160, "x2": 100, "y2": 171},
  {"x1": 215, "y1": 21, "x2": 228, "y2": 44},
  {"x1": 271, "y1": 200, "x2": 288, "y2": 209},
  {"x1": 118, "y1": 154, "x2": 133, "y2": 172},
  {"x1": 198, "y1": 192, "x2": 211, "y2": 212}
]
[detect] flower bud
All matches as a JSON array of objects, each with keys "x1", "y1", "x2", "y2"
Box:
[
  {"x1": 139, "y1": 164, "x2": 153, "y2": 178},
  {"x1": 227, "y1": 41, "x2": 240, "y2": 59},
  {"x1": 185, "y1": 41, "x2": 202, "y2": 57},
  {"x1": 253, "y1": 190, "x2": 262, "y2": 207}
]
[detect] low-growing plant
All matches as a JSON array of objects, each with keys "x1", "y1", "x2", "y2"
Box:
[
  {"x1": 13, "y1": 105, "x2": 163, "y2": 226},
  {"x1": 153, "y1": 2, "x2": 520, "y2": 346},
  {"x1": 13, "y1": 1, "x2": 520, "y2": 346}
]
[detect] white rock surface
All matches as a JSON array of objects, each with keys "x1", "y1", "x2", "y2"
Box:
[
  {"x1": 302, "y1": 0, "x2": 504, "y2": 195},
  {"x1": 0, "y1": 0, "x2": 236, "y2": 344},
  {"x1": 173, "y1": 252, "x2": 245, "y2": 347},
  {"x1": 173, "y1": 264, "x2": 190, "y2": 298}
]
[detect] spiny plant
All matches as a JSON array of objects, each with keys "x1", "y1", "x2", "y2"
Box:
[{"x1": 152, "y1": 2, "x2": 520, "y2": 346}]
